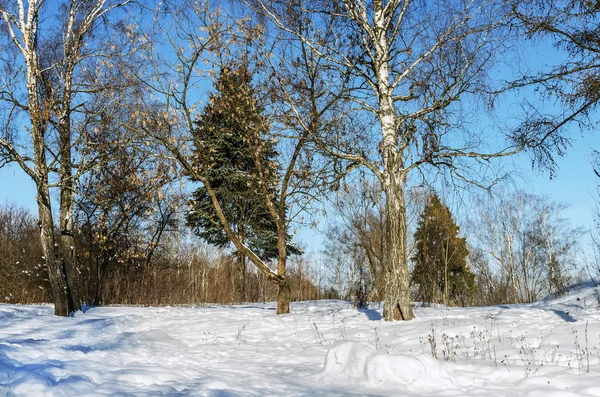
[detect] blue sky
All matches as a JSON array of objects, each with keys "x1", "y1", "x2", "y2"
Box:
[
  {"x1": 521, "y1": 136, "x2": 599, "y2": 229},
  {"x1": 0, "y1": 165, "x2": 38, "y2": 210},
  {"x1": 495, "y1": 37, "x2": 600, "y2": 235}
]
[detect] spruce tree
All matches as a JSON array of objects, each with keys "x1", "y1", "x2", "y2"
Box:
[
  {"x1": 186, "y1": 63, "x2": 298, "y2": 302},
  {"x1": 411, "y1": 194, "x2": 474, "y2": 306}
]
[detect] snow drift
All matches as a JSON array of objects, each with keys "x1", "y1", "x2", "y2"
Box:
[{"x1": 321, "y1": 341, "x2": 456, "y2": 391}]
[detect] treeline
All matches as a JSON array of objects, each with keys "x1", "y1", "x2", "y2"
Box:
[
  {"x1": 0, "y1": 204, "x2": 328, "y2": 306},
  {"x1": 1, "y1": 183, "x2": 585, "y2": 309},
  {"x1": 0, "y1": 0, "x2": 598, "y2": 319}
]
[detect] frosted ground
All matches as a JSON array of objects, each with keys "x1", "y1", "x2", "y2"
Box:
[{"x1": 3, "y1": 284, "x2": 600, "y2": 396}]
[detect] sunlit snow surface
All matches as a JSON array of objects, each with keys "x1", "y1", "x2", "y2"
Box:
[{"x1": 3, "y1": 283, "x2": 600, "y2": 396}]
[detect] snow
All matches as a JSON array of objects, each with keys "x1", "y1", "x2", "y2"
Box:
[
  {"x1": 322, "y1": 341, "x2": 376, "y2": 378},
  {"x1": 2, "y1": 284, "x2": 600, "y2": 396}
]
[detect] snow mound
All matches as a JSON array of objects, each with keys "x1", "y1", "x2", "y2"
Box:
[
  {"x1": 322, "y1": 341, "x2": 456, "y2": 390},
  {"x1": 135, "y1": 329, "x2": 188, "y2": 349},
  {"x1": 365, "y1": 352, "x2": 456, "y2": 390},
  {"x1": 322, "y1": 341, "x2": 376, "y2": 378}
]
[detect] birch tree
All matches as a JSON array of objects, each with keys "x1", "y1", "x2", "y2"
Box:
[
  {"x1": 0, "y1": 0, "x2": 134, "y2": 315},
  {"x1": 473, "y1": 191, "x2": 582, "y2": 302},
  {"x1": 241, "y1": 0, "x2": 552, "y2": 320}
]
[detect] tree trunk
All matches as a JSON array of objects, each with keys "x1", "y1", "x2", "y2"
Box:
[
  {"x1": 382, "y1": 180, "x2": 414, "y2": 321},
  {"x1": 58, "y1": 113, "x2": 82, "y2": 312},
  {"x1": 273, "y1": 200, "x2": 291, "y2": 314},
  {"x1": 236, "y1": 252, "x2": 246, "y2": 303},
  {"x1": 30, "y1": 89, "x2": 73, "y2": 316},
  {"x1": 444, "y1": 261, "x2": 449, "y2": 305},
  {"x1": 276, "y1": 278, "x2": 290, "y2": 315},
  {"x1": 59, "y1": 205, "x2": 81, "y2": 311},
  {"x1": 37, "y1": 187, "x2": 72, "y2": 316},
  {"x1": 373, "y1": 1, "x2": 413, "y2": 321},
  {"x1": 275, "y1": 222, "x2": 290, "y2": 314},
  {"x1": 378, "y1": 103, "x2": 414, "y2": 319}
]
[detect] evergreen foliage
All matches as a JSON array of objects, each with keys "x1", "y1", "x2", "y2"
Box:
[
  {"x1": 186, "y1": 63, "x2": 299, "y2": 261},
  {"x1": 411, "y1": 194, "x2": 474, "y2": 306}
]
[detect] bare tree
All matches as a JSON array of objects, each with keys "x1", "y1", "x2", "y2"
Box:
[
  {"x1": 76, "y1": 139, "x2": 179, "y2": 305},
  {"x1": 240, "y1": 0, "x2": 553, "y2": 320},
  {"x1": 0, "y1": 0, "x2": 135, "y2": 315},
  {"x1": 325, "y1": 179, "x2": 386, "y2": 301}
]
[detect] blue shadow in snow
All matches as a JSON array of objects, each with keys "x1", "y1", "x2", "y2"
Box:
[
  {"x1": 229, "y1": 305, "x2": 275, "y2": 310},
  {"x1": 0, "y1": 345, "x2": 70, "y2": 387},
  {"x1": 63, "y1": 345, "x2": 94, "y2": 354},
  {"x1": 358, "y1": 308, "x2": 382, "y2": 321},
  {"x1": 5, "y1": 338, "x2": 49, "y2": 346},
  {"x1": 549, "y1": 309, "x2": 577, "y2": 323}
]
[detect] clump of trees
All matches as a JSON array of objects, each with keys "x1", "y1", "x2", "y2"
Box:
[
  {"x1": 470, "y1": 191, "x2": 583, "y2": 304},
  {"x1": 0, "y1": 0, "x2": 140, "y2": 315},
  {"x1": 242, "y1": 0, "x2": 582, "y2": 321},
  {"x1": 323, "y1": 184, "x2": 583, "y2": 308}
]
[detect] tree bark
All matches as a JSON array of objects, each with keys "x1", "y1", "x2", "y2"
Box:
[
  {"x1": 24, "y1": 13, "x2": 73, "y2": 315},
  {"x1": 276, "y1": 277, "x2": 290, "y2": 315},
  {"x1": 236, "y1": 252, "x2": 246, "y2": 303},
  {"x1": 382, "y1": 178, "x2": 414, "y2": 321},
  {"x1": 275, "y1": 209, "x2": 290, "y2": 314},
  {"x1": 58, "y1": 120, "x2": 82, "y2": 311},
  {"x1": 372, "y1": 1, "x2": 413, "y2": 321},
  {"x1": 37, "y1": 186, "x2": 72, "y2": 316}
]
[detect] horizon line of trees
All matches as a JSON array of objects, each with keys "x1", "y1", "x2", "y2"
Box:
[{"x1": 0, "y1": 182, "x2": 589, "y2": 309}]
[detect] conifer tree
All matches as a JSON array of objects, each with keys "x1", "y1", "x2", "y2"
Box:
[
  {"x1": 411, "y1": 194, "x2": 474, "y2": 306},
  {"x1": 187, "y1": 63, "x2": 298, "y2": 302}
]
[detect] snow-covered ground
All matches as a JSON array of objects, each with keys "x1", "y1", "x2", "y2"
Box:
[{"x1": 3, "y1": 283, "x2": 600, "y2": 396}]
